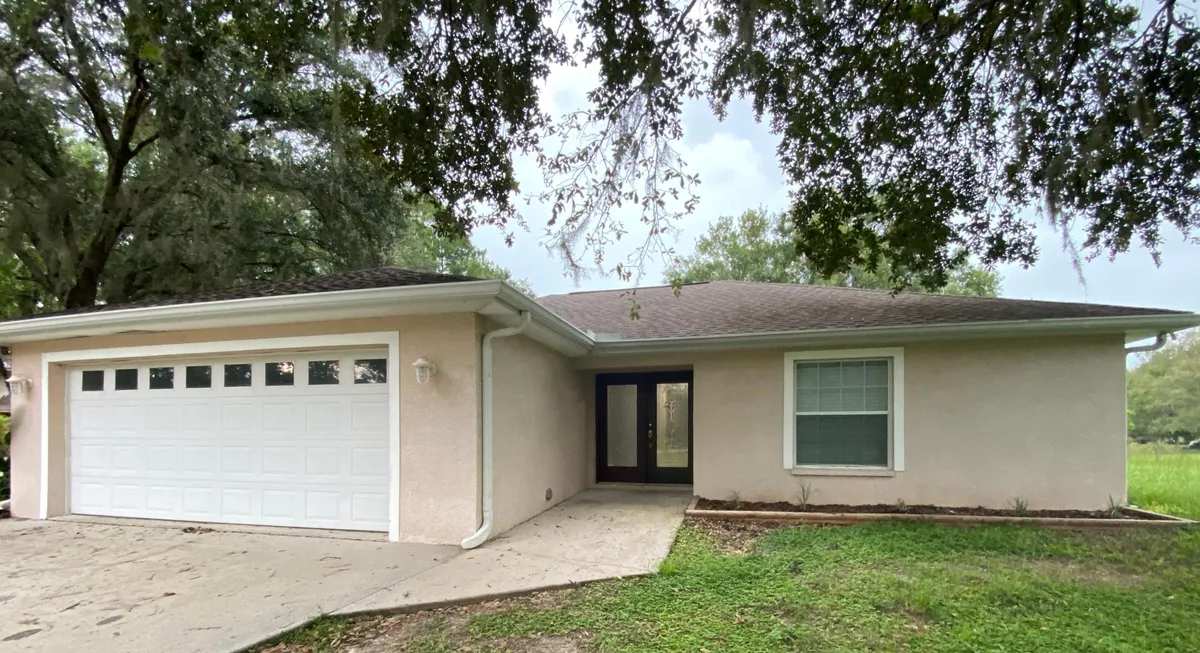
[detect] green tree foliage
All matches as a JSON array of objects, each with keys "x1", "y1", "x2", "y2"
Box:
[
  {"x1": 395, "y1": 210, "x2": 534, "y2": 295},
  {"x1": 666, "y1": 209, "x2": 1001, "y2": 296},
  {"x1": 3, "y1": 0, "x2": 1197, "y2": 307},
  {"x1": 1128, "y1": 331, "x2": 1200, "y2": 442},
  {"x1": 543, "y1": 0, "x2": 1200, "y2": 289},
  {"x1": 0, "y1": 0, "x2": 559, "y2": 309}
]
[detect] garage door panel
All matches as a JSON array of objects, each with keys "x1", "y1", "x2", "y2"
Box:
[
  {"x1": 69, "y1": 350, "x2": 391, "y2": 532},
  {"x1": 262, "y1": 401, "x2": 306, "y2": 431},
  {"x1": 351, "y1": 401, "x2": 389, "y2": 429},
  {"x1": 146, "y1": 486, "x2": 182, "y2": 513},
  {"x1": 306, "y1": 401, "x2": 348, "y2": 431},
  {"x1": 220, "y1": 403, "x2": 262, "y2": 431}
]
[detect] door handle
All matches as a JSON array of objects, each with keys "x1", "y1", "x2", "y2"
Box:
[{"x1": 647, "y1": 426, "x2": 653, "y2": 441}]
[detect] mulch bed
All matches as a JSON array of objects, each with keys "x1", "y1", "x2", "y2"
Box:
[{"x1": 694, "y1": 498, "x2": 1175, "y2": 521}]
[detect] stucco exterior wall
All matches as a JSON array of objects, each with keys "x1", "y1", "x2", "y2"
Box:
[
  {"x1": 8, "y1": 314, "x2": 483, "y2": 545},
  {"x1": 581, "y1": 335, "x2": 1128, "y2": 510},
  {"x1": 490, "y1": 334, "x2": 588, "y2": 534}
]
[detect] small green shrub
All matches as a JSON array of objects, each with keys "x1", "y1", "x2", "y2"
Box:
[
  {"x1": 1007, "y1": 497, "x2": 1030, "y2": 517},
  {"x1": 796, "y1": 481, "x2": 813, "y2": 510},
  {"x1": 1106, "y1": 495, "x2": 1124, "y2": 519}
]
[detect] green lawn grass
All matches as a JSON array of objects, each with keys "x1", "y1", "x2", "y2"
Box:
[
  {"x1": 268, "y1": 523, "x2": 1200, "y2": 653},
  {"x1": 1128, "y1": 443, "x2": 1200, "y2": 520},
  {"x1": 263, "y1": 449, "x2": 1200, "y2": 653}
]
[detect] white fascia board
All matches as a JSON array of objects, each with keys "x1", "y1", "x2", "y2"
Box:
[
  {"x1": 0, "y1": 281, "x2": 506, "y2": 344},
  {"x1": 494, "y1": 285, "x2": 594, "y2": 356},
  {"x1": 0, "y1": 279, "x2": 600, "y2": 357},
  {"x1": 588, "y1": 313, "x2": 1200, "y2": 357}
]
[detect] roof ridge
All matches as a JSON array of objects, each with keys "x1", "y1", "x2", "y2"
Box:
[
  {"x1": 675, "y1": 279, "x2": 1182, "y2": 313},
  {"x1": 538, "y1": 281, "x2": 710, "y2": 299}
]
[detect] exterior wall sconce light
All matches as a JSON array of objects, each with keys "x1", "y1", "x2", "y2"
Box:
[
  {"x1": 412, "y1": 357, "x2": 437, "y2": 385},
  {"x1": 6, "y1": 374, "x2": 32, "y2": 397}
]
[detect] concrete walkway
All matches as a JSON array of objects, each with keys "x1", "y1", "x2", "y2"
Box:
[
  {"x1": 337, "y1": 488, "x2": 692, "y2": 614},
  {"x1": 0, "y1": 488, "x2": 689, "y2": 652}
]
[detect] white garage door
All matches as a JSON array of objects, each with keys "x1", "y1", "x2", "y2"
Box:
[{"x1": 68, "y1": 350, "x2": 392, "y2": 532}]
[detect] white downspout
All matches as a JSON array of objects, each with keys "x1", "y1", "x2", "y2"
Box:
[
  {"x1": 1125, "y1": 332, "x2": 1169, "y2": 355},
  {"x1": 461, "y1": 310, "x2": 532, "y2": 549}
]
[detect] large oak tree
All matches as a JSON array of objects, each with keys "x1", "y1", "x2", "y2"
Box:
[
  {"x1": 0, "y1": 0, "x2": 559, "y2": 309},
  {"x1": 1, "y1": 0, "x2": 1197, "y2": 310}
]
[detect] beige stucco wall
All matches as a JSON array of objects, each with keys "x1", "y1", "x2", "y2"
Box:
[
  {"x1": 8, "y1": 314, "x2": 483, "y2": 545},
  {"x1": 581, "y1": 335, "x2": 1128, "y2": 510},
  {"x1": 490, "y1": 334, "x2": 588, "y2": 534}
]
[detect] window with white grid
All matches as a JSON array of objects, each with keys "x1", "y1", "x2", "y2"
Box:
[{"x1": 784, "y1": 349, "x2": 904, "y2": 470}]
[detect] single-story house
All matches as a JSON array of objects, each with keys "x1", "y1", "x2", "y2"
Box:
[{"x1": 1, "y1": 268, "x2": 1196, "y2": 545}]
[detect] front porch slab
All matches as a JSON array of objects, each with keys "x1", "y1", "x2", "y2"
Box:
[{"x1": 335, "y1": 488, "x2": 692, "y2": 615}]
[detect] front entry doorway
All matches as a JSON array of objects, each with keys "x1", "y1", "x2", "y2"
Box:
[{"x1": 596, "y1": 371, "x2": 693, "y2": 484}]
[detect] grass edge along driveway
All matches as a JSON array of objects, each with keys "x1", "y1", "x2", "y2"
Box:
[{"x1": 261, "y1": 520, "x2": 1200, "y2": 653}]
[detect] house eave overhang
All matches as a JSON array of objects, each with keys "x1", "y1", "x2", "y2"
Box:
[
  {"x1": 2, "y1": 283, "x2": 1194, "y2": 360},
  {"x1": 0, "y1": 280, "x2": 597, "y2": 356},
  {"x1": 584, "y1": 313, "x2": 1200, "y2": 357}
]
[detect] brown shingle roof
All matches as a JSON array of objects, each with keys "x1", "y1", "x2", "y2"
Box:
[
  {"x1": 3, "y1": 267, "x2": 479, "y2": 323},
  {"x1": 536, "y1": 281, "x2": 1187, "y2": 340}
]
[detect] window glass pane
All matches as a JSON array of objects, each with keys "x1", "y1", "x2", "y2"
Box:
[
  {"x1": 796, "y1": 386, "x2": 819, "y2": 412},
  {"x1": 796, "y1": 414, "x2": 888, "y2": 466},
  {"x1": 114, "y1": 369, "x2": 138, "y2": 391},
  {"x1": 606, "y1": 385, "x2": 638, "y2": 467},
  {"x1": 308, "y1": 360, "x2": 340, "y2": 385},
  {"x1": 266, "y1": 362, "x2": 294, "y2": 387},
  {"x1": 186, "y1": 365, "x2": 212, "y2": 388},
  {"x1": 864, "y1": 386, "x2": 889, "y2": 411},
  {"x1": 818, "y1": 387, "x2": 842, "y2": 412},
  {"x1": 354, "y1": 359, "x2": 387, "y2": 384},
  {"x1": 818, "y1": 362, "x2": 842, "y2": 387},
  {"x1": 656, "y1": 383, "x2": 689, "y2": 468},
  {"x1": 864, "y1": 360, "x2": 889, "y2": 385},
  {"x1": 81, "y1": 370, "x2": 104, "y2": 392},
  {"x1": 224, "y1": 364, "x2": 252, "y2": 387},
  {"x1": 149, "y1": 367, "x2": 174, "y2": 390},
  {"x1": 796, "y1": 363, "x2": 820, "y2": 389},
  {"x1": 841, "y1": 361, "x2": 864, "y2": 386},
  {"x1": 841, "y1": 385, "x2": 865, "y2": 411},
  {"x1": 795, "y1": 359, "x2": 890, "y2": 414}
]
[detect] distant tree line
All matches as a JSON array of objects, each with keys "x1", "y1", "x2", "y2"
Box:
[{"x1": 1128, "y1": 331, "x2": 1200, "y2": 443}]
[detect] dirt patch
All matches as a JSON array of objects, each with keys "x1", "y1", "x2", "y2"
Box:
[
  {"x1": 475, "y1": 633, "x2": 593, "y2": 652},
  {"x1": 688, "y1": 517, "x2": 783, "y2": 554},
  {"x1": 694, "y1": 499, "x2": 1170, "y2": 520},
  {"x1": 257, "y1": 590, "x2": 584, "y2": 653},
  {"x1": 1018, "y1": 559, "x2": 1149, "y2": 588}
]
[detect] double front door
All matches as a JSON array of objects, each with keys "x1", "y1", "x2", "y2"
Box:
[{"x1": 596, "y1": 371, "x2": 693, "y2": 484}]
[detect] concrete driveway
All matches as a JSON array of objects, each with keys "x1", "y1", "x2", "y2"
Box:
[{"x1": 0, "y1": 488, "x2": 689, "y2": 652}]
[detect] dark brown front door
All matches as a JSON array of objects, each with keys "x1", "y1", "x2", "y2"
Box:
[{"x1": 596, "y1": 371, "x2": 693, "y2": 484}]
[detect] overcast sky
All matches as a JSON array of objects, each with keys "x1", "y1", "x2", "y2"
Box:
[{"x1": 471, "y1": 63, "x2": 1200, "y2": 314}]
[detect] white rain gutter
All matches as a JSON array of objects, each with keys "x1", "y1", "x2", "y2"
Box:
[
  {"x1": 587, "y1": 313, "x2": 1200, "y2": 357},
  {"x1": 1125, "y1": 331, "x2": 1169, "y2": 355},
  {"x1": 462, "y1": 310, "x2": 532, "y2": 550}
]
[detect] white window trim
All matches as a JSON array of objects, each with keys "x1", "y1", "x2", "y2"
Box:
[
  {"x1": 782, "y1": 347, "x2": 905, "y2": 472},
  {"x1": 40, "y1": 331, "x2": 401, "y2": 542}
]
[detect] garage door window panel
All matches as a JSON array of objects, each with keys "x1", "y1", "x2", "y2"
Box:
[
  {"x1": 81, "y1": 370, "x2": 104, "y2": 391},
  {"x1": 186, "y1": 366, "x2": 212, "y2": 388},
  {"x1": 354, "y1": 359, "x2": 387, "y2": 384},
  {"x1": 266, "y1": 362, "x2": 295, "y2": 387},
  {"x1": 224, "y1": 364, "x2": 252, "y2": 388},
  {"x1": 115, "y1": 368, "x2": 138, "y2": 391},
  {"x1": 308, "y1": 360, "x2": 340, "y2": 386},
  {"x1": 149, "y1": 367, "x2": 174, "y2": 390}
]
